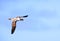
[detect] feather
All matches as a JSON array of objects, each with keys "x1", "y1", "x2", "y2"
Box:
[
  {"x1": 23, "y1": 15, "x2": 28, "y2": 17},
  {"x1": 11, "y1": 21, "x2": 16, "y2": 34}
]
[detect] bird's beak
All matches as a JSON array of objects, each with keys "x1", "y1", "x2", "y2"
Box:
[{"x1": 8, "y1": 18, "x2": 11, "y2": 20}]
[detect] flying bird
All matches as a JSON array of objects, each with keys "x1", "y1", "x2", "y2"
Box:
[{"x1": 8, "y1": 15, "x2": 28, "y2": 34}]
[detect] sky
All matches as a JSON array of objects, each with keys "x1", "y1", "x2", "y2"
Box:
[{"x1": 0, "y1": 0, "x2": 60, "y2": 41}]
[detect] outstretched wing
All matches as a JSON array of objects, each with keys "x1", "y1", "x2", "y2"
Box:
[{"x1": 11, "y1": 21, "x2": 16, "y2": 34}]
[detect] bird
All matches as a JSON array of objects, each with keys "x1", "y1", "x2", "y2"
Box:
[{"x1": 8, "y1": 15, "x2": 28, "y2": 34}]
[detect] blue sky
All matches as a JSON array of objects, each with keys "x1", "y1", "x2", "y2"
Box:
[{"x1": 0, "y1": 0, "x2": 60, "y2": 41}]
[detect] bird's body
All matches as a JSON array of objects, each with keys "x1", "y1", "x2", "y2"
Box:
[
  {"x1": 9, "y1": 15, "x2": 28, "y2": 34},
  {"x1": 10, "y1": 17, "x2": 20, "y2": 21}
]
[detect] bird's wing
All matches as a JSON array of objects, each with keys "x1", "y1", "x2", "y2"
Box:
[
  {"x1": 11, "y1": 21, "x2": 16, "y2": 34},
  {"x1": 22, "y1": 15, "x2": 28, "y2": 18}
]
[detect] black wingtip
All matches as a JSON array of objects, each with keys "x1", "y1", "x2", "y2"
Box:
[
  {"x1": 11, "y1": 33, "x2": 13, "y2": 34},
  {"x1": 23, "y1": 15, "x2": 28, "y2": 17},
  {"x1": 11, "y1": 27, "x2": 16, "y2": 34},
  {"x1": 11, "y1": 31, "x2": 14, "y2": 34}
]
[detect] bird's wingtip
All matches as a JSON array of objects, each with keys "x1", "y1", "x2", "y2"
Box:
[{"x1": 23, "y1": 15, "x2": 28, "y2": 17}]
